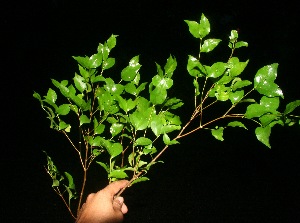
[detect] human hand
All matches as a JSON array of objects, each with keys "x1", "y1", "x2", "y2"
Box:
[{"x1": 76, "y1": 180, "x2": 129, "y2": 223}]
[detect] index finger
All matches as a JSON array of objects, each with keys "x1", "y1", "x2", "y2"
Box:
[{"x1": 104, "y1": 180, "x2": 129, "y2": 196}]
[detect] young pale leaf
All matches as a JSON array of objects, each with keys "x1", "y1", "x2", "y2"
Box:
[
  {"x1": 135, "y1": 137, "x2": 152, "y2": 146},
  {"x1": 255, "y1": 126, "x2": 271, "y2": 148},
  {"x1": 201, "y1": 39, "x2": 221, "y2": 53},
  {"x1": 211, "y1": 127, "x2": 224, "y2": 141},
  {"x1": 284, "y1": 100, "x2": 300, "y2": 115}
]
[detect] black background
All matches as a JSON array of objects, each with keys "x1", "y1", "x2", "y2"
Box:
[{"x1": 2, "y1": 0, "x2": 300, "y2": 222}]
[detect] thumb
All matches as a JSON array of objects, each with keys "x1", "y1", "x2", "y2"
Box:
[{"x1": 113, "y1": 196, "x2": 128, "y2": 214}]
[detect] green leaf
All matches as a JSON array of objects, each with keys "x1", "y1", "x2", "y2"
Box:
[
  {"x1": 231, "y1": 79, "x2": 252, "y2": 91},
  {"x1": 102, "y1": 57, "x2": 115, "y2": 70},
  {"x1": 78, "y1": 65, "x2": 90, "y2": 79},
  {"x1": 254, "y1": 63, "x2": 283, "y2": 98},
  {"x1": 106, "y1": 34, "x2": 118, "y2": 50},
  {"x1": 96, "y1": 161, "x2": 109, "y2": 173},
  {"x1": 164, "y1": 98, "x2": 184, "y2": 109},
  {"x1": 259, "y1": 114, "x2": 279, "y2": 127},
  {"x1": 109, "y1": 170, "x2": 128, "y2": 179},
  {"x1": 211, "y1": 127, "x2": 224, "y2": 141},
  {"x1": 184, "y1": 20, "x2": 201, "y2": 38},
  {"x1": 150, "y1": 115, "x2": 164, "y2": 136},
  {"x1": 129, "y1": 110, "x2": 151, "y2": 130},
  {"x1": 107, "y1": 142, "x2": 123, "y2": 158},
  {"x1": 121, "y1": 56, "x2": 141, "y2": 81},
  {"x1": 51, "y1": 79, "x2": 69, "y2": 98},
  {"x1": 245, "y1": 96, "x2": 279, "y2": 119},
  {"x1": 227, "y1": 121, "x2": 247, "y2": 130},
  {"x1": 187, "y1": 55, "x2": 206, "y2": 77},
  {"x1": 45, "y1": 88, "x2": 57, "y2": 103},
  {"x1": 284, "y1": 100, "x2": 300, "y2": 115},
  {"x1": 150, "y1": 87, "x2": 167, "y2": 105},
  {"x1": 201, "y1": 38, "x2": 221, "y2": 53},
  {"x1": 207, "y1": 62, "x2": 227, "y2": 78},
  {"x1": 116, "y1": 96, "x2": 136, "y2": 112},
  {"x1": 164, "y1": 55, "x2": 177, "y2": 78},
  {"x1": 94, "y1": 118, "x2": 105, "y2": 135},
  {"x1": 57, "y1": 104, "x2": 70, "y2": 115},
  {"x1": 64, "y1": 172, "x2": 76, "y2": 190},
  {"x1": 245, "y1": 104, "x2": 267, "y2": 119},
  {"x1": 89, "y1": 53, "x2": 103, "y2": 68},
  {"x1": 131, "y1": 177, "x2": 149, "y2": 186},
  {"x1": 72, "y1": 56, "x2": 90, "y2": 68},
  {"x1": 33, "y1": 91, "x2": 42, "y2": 102},
  {"x1": 235, "y1": 41, "x2": 248, "y2": 48},
  {"x1": 59, "y1": 121, "x2": 70, "y2": 132},
  {"x1": 227, "y1": 57, "x2": 249, "y2": 77},
  {"x1": 80, "y1": 114, "x2": 90, "y2": 126},
  {"x1": 184, "y1": 13, "x2": 210, "y2": 39},
  {"x1": 104, "y1": 78, "x2": 124, "y2": 95},
  {"x1": 152, "y1": 75, "x2": 173, "y2": 89},
  {"x1": 255, "y1": 126, "x2": 271, "y2": 148},
  {"x1": 110, "y1": 123, "x2": 124, "y2": 137},
  {"x1": 135, "y1": 137, "x2": 152, "y2": 146},
  {"x1": 229, "y1": 90, "x2": 244, "y2": 104}
]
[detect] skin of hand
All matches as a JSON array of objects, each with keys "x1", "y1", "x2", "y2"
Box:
[{"x1": 76, "y1": 180, "x2": 129, "y2": 223}]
